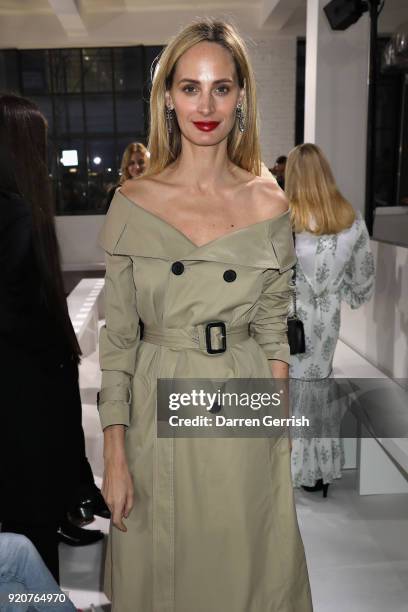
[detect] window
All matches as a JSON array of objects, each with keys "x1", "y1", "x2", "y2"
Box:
[
  {"x1": 373, "y1": 38, "x2": 405, "y2": 209},
  {"x1": 0, "y1": 45, "x2": 162, "y2": 215}
]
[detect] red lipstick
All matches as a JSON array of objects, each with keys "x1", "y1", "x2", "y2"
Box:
[{"x1": 193, "y1": 121, "x2": 220, "y2": 132}]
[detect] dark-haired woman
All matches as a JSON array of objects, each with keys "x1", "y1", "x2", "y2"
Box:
[{"x1": 0, "y1": 94, "x2": 98, "y2": 582}]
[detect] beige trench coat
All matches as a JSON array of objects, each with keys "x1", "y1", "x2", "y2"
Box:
[{"x1": 98, "y1": 190, "x2": 313, "y2": 612}]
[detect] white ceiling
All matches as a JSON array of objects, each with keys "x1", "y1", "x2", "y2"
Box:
[
  {"x1": 0, "y1": 0, "x2": 256, "y2": 10},
  {"x1": 0, "y1": 0, "x2": 406, "y2": 49},
  {"x1": 0, "y1": 0, "x2": 307, "y2": 48}
]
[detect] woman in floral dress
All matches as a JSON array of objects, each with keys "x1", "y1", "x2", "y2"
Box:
[{"x1": 285, "y1": 143, "x2": 375, "y2": 493}]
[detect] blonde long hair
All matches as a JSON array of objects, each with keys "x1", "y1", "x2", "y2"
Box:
[
  {"x1": 285, "y1": 143, "x2": 356, "y2": 235},
  {"x1": 144, "y1": 18, "x2": 261, "y2": 177},
  {"x1": 119, "y1": 142, "x2": 149, "y2": 184}
]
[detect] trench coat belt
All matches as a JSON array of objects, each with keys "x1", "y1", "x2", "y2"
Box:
[{"x1": 142, "y1": 322, "x2": 251, "y2": 353}]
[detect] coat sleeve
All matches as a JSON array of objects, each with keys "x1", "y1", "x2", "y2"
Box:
[
  {"x1": 250, "y1": 213, "x2": 296, "y2": 364},
  {"x1": 250, "y1": 267, "x2": 293, "y2": 364},
  {"x1": 341, "y1": 216, "x2": 375, "y2": 309},
  {"x1": 98, "y1": 195, "x2": 140, "y2": 430}
]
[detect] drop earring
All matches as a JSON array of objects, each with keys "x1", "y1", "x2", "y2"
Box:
[
  {"x1": 166, "y1": 106, "x2": 175, "y2": 133},
  {"x1": 236, "y1": 103, "x2": 246, "y2": 133}
]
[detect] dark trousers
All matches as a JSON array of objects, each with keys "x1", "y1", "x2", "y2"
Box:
[
  {"x1": 1, "y1": 521, "x2": 60, "y2": 583},
  {"x1": 1, "y1": 455, "x2": 96, "y2": 586}
]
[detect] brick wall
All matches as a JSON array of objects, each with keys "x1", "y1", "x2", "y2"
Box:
[{"x1": 248, "y1": 36, "x2": 297, "y2": 169}]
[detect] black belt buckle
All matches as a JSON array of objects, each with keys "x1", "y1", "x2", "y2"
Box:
[{"x1": 205, "y1": 321, "x2": 227, "y2": 354}]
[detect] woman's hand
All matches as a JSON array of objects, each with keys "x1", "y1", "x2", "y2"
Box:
[
  {"x1": 102, "y1": 425, "x2": 134, "y2": 532},
  {"x1": 102, "y1": 457, "x2": 134, "y2": 532}
]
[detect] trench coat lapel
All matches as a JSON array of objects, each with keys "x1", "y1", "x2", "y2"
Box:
[{"x1": 99, "y1": 190, "x2": 295, "y2": 272}]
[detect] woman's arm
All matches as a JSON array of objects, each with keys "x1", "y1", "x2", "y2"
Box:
[
  {"x1": 270, "y1": 359, "x2": 288, "y2": 379},
  {"x1": 99, "y1": 251, "x2": 141, "y2": 531},
  {"x1": 249, "y1": 202, "x2": 295, "y2": 445},
  {"x1": 98, "y1": 252, "x2": 140, "y2": 429},
  {"x1": 102, "y1": 424, "x2": 134, "y2": 532},
  {"x1": 250, "y1": 267, "x2": 293, "y2": 367},
  {"x1": 341, "y1": 217, "x2": 375, "y2": 309},
  {"x1": 250, "y1": 266, "x2": 293, "y2": 445}
]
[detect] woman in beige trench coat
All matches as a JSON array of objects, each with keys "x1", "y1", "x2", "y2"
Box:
[{"x1": 98, "y1": 18, "x2": 313, "y2": 612}]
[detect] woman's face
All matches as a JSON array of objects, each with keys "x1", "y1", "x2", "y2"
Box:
[
  {"x1": 128, "y1": 151, "x2": 146, "y2": 178},
  {"x1": 166, "y1": 41, "x2": 244, "y2": 147}
]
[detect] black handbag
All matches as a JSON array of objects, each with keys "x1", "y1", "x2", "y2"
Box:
[{"x1": 287, "y1": 233, "x2": 306, "y2": 355}]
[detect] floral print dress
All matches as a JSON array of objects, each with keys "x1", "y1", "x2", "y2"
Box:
[{"x1": 289, "y1": 211, "x2": 375, "y2": 486}]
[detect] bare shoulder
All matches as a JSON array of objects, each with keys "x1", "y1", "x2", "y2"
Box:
[
  {"x1": 249, "y1": 176, "x2": 289, "y2": 220},
  {"x1": 119, "y1": 176, "x2": 158, "y2": 204},
  {"x1": 119, "y1": 168, "x2": 175, "y2": 210}
]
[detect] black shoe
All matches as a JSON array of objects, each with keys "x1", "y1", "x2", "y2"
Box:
[
  {"x1": 90, "y1": 486, "x2": 111, "y2": 519},
  {"x1": 57, "y1": 518, "x2": 104, "y2": 546},
  {"x1": 67, "y1": 497, "x2": 95, "y2": 527},
  {"x1": 301, "y1": 478, "x2": 330, "y2": 498},
  {"x1": 69, "y1": 486, "x2": 111, "y2": 523}
]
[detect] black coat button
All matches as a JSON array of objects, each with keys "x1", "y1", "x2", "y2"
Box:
[
  {"x1": 171, "y1": 261, "x2": 184, "y2": 275},
  {"x1": 223, "y1": 269, "x2": 237, "y2": 282}
]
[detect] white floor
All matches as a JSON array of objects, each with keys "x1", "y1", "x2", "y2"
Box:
[{"x1": 61, "y1": 345, "x2": 408, "y2": 612}]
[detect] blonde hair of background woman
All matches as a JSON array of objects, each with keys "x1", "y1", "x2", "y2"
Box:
[
  {"x1": 285, "y1": 143, "x2": 356, "y2": 235},
  {"x1": 145, "y1": 18, "x2": 261, "y2": 177},
  {"x1": 119, "y1": 142, "x2": 149, "y2": 184}
]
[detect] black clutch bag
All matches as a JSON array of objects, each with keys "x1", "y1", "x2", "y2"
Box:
[
  {"x1": 287, "y1": 316, "x2": 306, "y2": 355},
  {"x1": 287, "y1": 233, "x2": 306, "y2": 355}
]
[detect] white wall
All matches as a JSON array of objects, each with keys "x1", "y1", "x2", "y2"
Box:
[
  {"x1": 340, "y1": 239, "x2": 408, "y2": 379},
  {"x1": 56, "y1": 215, "x2": 106, "y2": 270},
  {"x1": 249, "y1": 37, "x2": 297, "y2": 167},
  {"x1": 304, "y1": 0, "x2": 370, "y2": 215}
]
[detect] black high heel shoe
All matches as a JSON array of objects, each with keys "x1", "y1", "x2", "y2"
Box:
[
  {"x1": 68, "y1": 485, "x2": 111, "y2": 526},
  {"x1": 57, "y1": 517, "x2": 104, "y2": 546},
  {"x1": 90, "y1": 485, "x2": 111, "y2": 519},
  {"x1": 301, "y1": 478, "x2": 330, "y2": 498},
  {"x1": 67, "y1": 497, "x2": 94, "y2": 527}
]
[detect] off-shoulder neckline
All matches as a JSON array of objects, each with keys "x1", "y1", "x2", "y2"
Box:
[{"x1": 115, "y1": 188, "x2": 290, "y2": 251}]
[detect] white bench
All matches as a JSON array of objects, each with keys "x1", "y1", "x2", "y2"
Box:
[
  {"x1": 333, "y1": 339, "x2": 408, "y2": 495},
  {"x1": 67, "y1": 278, "x2": 106, "y2": 480},
  {"x1": 67, "y1": 278, "x2": 105, "y2": 357}
]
